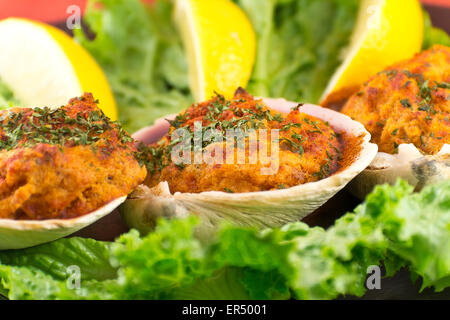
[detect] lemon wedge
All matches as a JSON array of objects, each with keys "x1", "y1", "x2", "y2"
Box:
[
  {"x1": 0, "y1": 18, "x2": 117, "y2": 120},
  {"x1": 174, "y1": 0, "x2": 256, "y2": 102},
  {"x1": 321, "y1": 0, "x2": 423, "y2": 104}
]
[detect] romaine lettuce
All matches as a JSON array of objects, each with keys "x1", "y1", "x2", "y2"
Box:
[
  {"x1": 75, "y1": 0, "x2": 359, "y2": 131},
  {"x1": 75, "y1": 0, "x2": 449, "y2": 133},
  {"x1": 233, "y1": 0, "x2": 359, "y2": 103},
  {"x1": 74, "y1": 0, "x2": 193, "y2": 133},
  {"x1": 0, "y1": 237, "x2": 116, "y2": 282}
]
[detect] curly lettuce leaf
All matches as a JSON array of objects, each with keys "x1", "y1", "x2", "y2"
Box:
[
  {"x1": 0, "y1": 237, "x2": 116, "y2": 282},
  {"x1": 0, "y1": 264, "x2": 123, "y2": 300},
  {"x1": 169, "y1": 268, "x2": 252, "y2": 300},
  {"x1": 0, "y1": 237, "x2": 121, "y2": 300},
  {"x1": 355, "y1": 180, "x2": 450, "y2": 291},
  {"x1": 110, "y1": 218, "x2": 211, "y2": 299},
  {"x1": 0, "y1": 265, "x2": 74, "y2": 300},
  {"x1": 0, "y1": 237, "x2": 122, "y2": 300},
  {"x1": 74, "y1": 0, "x2": 193, "y2": 133},
  {"x1": 370, "y1": 181, "x2": 450, "y2": 291},
  {"x1": 0, "y1": 180, "x2": 449, "y2": 300}
]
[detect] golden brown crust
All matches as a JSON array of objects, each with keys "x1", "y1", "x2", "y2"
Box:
[
  {"x1": 0, "y1": 93, "x2": 146, "y2": 220},
  {"x1": 342, "y1": 45, "x2": 450, "y2": 155},
  {"x1": 143, "y1": 89, "x2": 352, "y2": 193}
]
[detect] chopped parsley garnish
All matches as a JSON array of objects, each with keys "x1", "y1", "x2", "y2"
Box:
[
  {"x1": 436, "y1": 81, "x2": 450, "y2": 89},
  {"x1": 418, "y1": 103, "x2": 430, "y2": 112},
  {"x1": 142, "y1": 93, "x2": 342, "y2": 182},
  {"x1": 281, "y1": 122, "x2": 302, "y2": 131},
  {"x1": 400, "y1": 99, "x2": 411, "y2": 108},
  {"x1": 380, "y1": 70, "x2": 398, "y2": 79},
  {"x1": 393, "y1": 142, "x2": 399, "y2": 150},
  {"x1": 0, "y1": 105, "x2": 132, "y2": 151},
  {"x1": 400, "y1": 70, "x2": 450, "y2": 116},
  {"x1": 420, "y1": 135, "x2": 426, "y2": 146},
  {"x1": 402, "y1": 81, "x2": 412, "y2": 89},
  {"x1": 292, "y1": 104, "x2": 304, "y2": 111},
  {"x1": 313, "y1": 161, "x2": 332, "y2": 180}
]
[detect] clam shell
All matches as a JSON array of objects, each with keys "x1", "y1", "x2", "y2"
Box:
[
  {"x1": 122, "y1": 98, "x2": 378, "y2": 236},
  {"x1": 0, "y1": 196, "x2": 126, "y2": 250},
  {"x1": 349, "y1": 143, "x2": 450, "y2": 199}
]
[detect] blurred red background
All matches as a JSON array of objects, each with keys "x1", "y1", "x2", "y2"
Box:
[
  {"x1": 0, "y1": 0, "x2": 448, "y2": 23},
  {"x1": 0, "y1": 0, "x2": 88, "y2": 22},
  {"x1": 0, "y1": 0, "x2": 154, "y2": 22}
]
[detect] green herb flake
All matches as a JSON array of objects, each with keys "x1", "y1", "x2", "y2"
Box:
[{"x1": 400, "y1": 99, "x2": 412, "y2": 108}]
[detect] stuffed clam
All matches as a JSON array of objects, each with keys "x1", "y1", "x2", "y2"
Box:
[
  {"x1": 121, "y1": 88, "x2": 378, "y2": 236},
  {"x1": 340, "y1": 45, "x2": 450, "y2": 198},
  {"x1": 0, "y1": 93, "x2": 146, "y2": 249}
]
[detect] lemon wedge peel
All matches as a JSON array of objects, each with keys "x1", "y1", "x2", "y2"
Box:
[
  {"x1": 174, "y1": 0, "x2": 256, "y2": 102},
  {"x1": 321, "y1": 0, "x2": 423, "y2": 102},
  {"x1": 0, "y1": 18, "x2": 117, "y2": 120}
]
